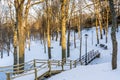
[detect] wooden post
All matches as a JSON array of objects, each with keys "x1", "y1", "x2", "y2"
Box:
[
  {"x1": 1, "y1": 50, "x2": 3, "y2": 59},
  {"x1": 88, "y1": 53, "x2": 89, "y2": 62},
  {"x1": 6, "y1": 73, "x2": 10, "y2": 80},
  {"x1": 58, "y1": 61, "x2": 60, "y2": 66},
  {"x1": 90, "y1": 52, "x2": 92, "y2": 59},
  {"x1": 96, "y1": 53, "x2": 100, "y2": 58},
  {"x1": 48, "y1": 60, "x2": 51, "y2": 76},
  {"x1": 70, "y1": 60, "x2": 72, "y2": 69},
  {"x1": 34, "y1": 59, "x2": 37, "y2": 80},
  {"x1": 61, "y1": 60, "x2": 64, "y2": 71},
  {"x1": 92, "y1": 51, "x2": 94, "y2": 58},
  {"x1": 74, "y1": 60, "x2": 77, "y2": 68}
]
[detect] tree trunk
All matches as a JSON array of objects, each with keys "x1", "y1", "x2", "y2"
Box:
[
  {"x1": 109, "y1": 0, "x2": 118, "y2": 70},
  {"x1": 105, "y1": 2, "x2": 109, "y2": 43},
  {"x1": 7, "y1": 37, "x2": 10, "y2": 56},
  {"x1": 97, "y1": 14, "x2": 103, "y2": 39},
  {"x1": 43, "y1": 31, "x2": 46, "y2": 53},
  {"x1": 98, "y1": 0, "x2": 103, "y2": 39},
  {"x1": 18, "y1": 26, "x2": 25, "y2": 72},
  {"x1": 13, "y1": 46, "x2": 18, "y2": 73},
  {"x1": 67, "y1": 21, "x2": 70, "y2": 57},
  {"x1": 13, "y1": 25, "x2": 18, "y2": 73},
  {"x1": 46, "y1": 0, "x2": 51, "y2": 59},
  {"x1": 78, "y1": 2, "x2": 82, "y2": 61},
  {"x1": 74, "y1": 30, "x2": 76, "y2": 48},
  {"x1": 55, "y1": 31, "x2": 58, "y2": 41},
  {"x1": 59, "y1": 32, "x2": 62, "y2": 46},
  {"x1": 96, "y1": 18, "x2": 99, "y2": 44},
  {"x1": 14, "y1": 0, "x2": 25, "y2": 72},
  {"x1": 79, "y1": 31, "x2": 82, "y2": 60},
  {"x1": 94, "y1": 0, "x2": 103, "y2": 39},
  {"x1": 61, "y1": 0, "x2": 67, "y2": 62},
  {"x1": 1, "y1": 49, "x2": 3, "y2": 59},
  {"x1": 93, "y1": 0, "x2": 100, "y2": 44},
  {"x1": 79, "y1": 18, "x2": 82, "y2": 61}
]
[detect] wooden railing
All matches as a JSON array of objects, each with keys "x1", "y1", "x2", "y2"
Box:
[
  {"x1": 76, "y1": 50, "x2": 100, "y2": 65},
  {"x1": 3, "y1": 59, "x2": 77, "y2": 80},
  {"x1": 0, "y1": 50, "x2": 100, "y2": 80}
]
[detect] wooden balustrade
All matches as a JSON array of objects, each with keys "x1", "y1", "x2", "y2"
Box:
[{"x1": 3, "y1": 50, "x2": 100, "y2": 80}]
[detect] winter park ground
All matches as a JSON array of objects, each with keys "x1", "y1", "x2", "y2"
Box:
[{"x1": 0, "y1": 26, "x2": 120, "y2": 80}]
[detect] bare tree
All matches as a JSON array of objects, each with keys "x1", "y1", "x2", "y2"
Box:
[
  {"x1": 45, "y1": 0, "x2": 51, "y2": 59},
  {"x1": 61, "y1": 0, "x2": 67, "y2": 62},
  {"x1": 105, "y1": 0, "x2": 109, "y2": 43},
  {"x1": 67, "y1": 0, "x2": 75, "y2": 57},
  {"x1": 14, "y1": 0, "x2": 44, "y2": 72},
  {"x1": 108, "y1": 0, "x2": 118, "y2": 70}
]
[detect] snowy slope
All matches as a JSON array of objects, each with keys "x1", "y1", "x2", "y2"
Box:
[
  {"x1": 48, "y1": 26, "x2": 120, "y2": 80},
  {"x1": 48, "y1": 62, "x2": 120, "y2": 80},
  {"x1": 0, "y1": 26, "x2": 120, "y2": 80}
]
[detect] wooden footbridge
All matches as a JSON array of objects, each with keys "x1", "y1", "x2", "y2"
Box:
[{"x1": 0, "y1": 50, "x2": 100, "y2": 80}]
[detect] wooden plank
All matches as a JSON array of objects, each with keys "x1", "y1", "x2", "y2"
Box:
[
  {"x1": 37, "y1": 70, "x2": 62, "y2": 80},
  {"x1": 37, "y1": 71, "x2": 49, "y2": 80}
]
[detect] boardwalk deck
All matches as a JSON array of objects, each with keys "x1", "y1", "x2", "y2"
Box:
[{"x1": 0, "y1": 50, "x2": 100, "y2": 80}]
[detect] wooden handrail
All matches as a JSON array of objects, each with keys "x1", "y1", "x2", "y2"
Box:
[
  {"x1": 2, "y1": 50, "x2": 100, "y2": 80},
  {"x1": 0, "y1": 60, "x2": 33, "y2": 69}
]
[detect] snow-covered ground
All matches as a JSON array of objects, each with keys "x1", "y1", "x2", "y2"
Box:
[
  {"x1": 48, "y1": 26, "x2": 120, "y2": 80},
  {"x1": 48, "y1": 62, "x2": 120, "y2": 80},
  {"x1": 0, "y1": 26, "x2": 120, "y2": 80}
]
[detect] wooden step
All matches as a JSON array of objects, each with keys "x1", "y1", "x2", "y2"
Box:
[{"x1": 38, "y1": 70, "x2": 62, "y2": 80}]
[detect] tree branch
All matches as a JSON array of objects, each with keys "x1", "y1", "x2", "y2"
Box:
[{"x1": 29, "y1": 0, "x2": 44, "y2": 8}]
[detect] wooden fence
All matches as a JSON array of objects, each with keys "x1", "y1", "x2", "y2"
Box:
[{"x1": 0, "y1": 50, "x2": 100, "y2": 80}]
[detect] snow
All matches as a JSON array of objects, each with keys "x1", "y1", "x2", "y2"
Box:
[
  {"x1": 47, "y1": 27, "x2": 120, "y2": 80},
  {"x1": 0, "y1": 26, "x2": 120, "y2": 80},
  {"x1": 48, "y1": 63, "x2": 120, "y2": 80}
]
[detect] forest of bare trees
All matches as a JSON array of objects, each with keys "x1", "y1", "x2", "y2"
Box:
[{"x1": 0, "y1": 0, "x2": 120, "y2": 73}]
